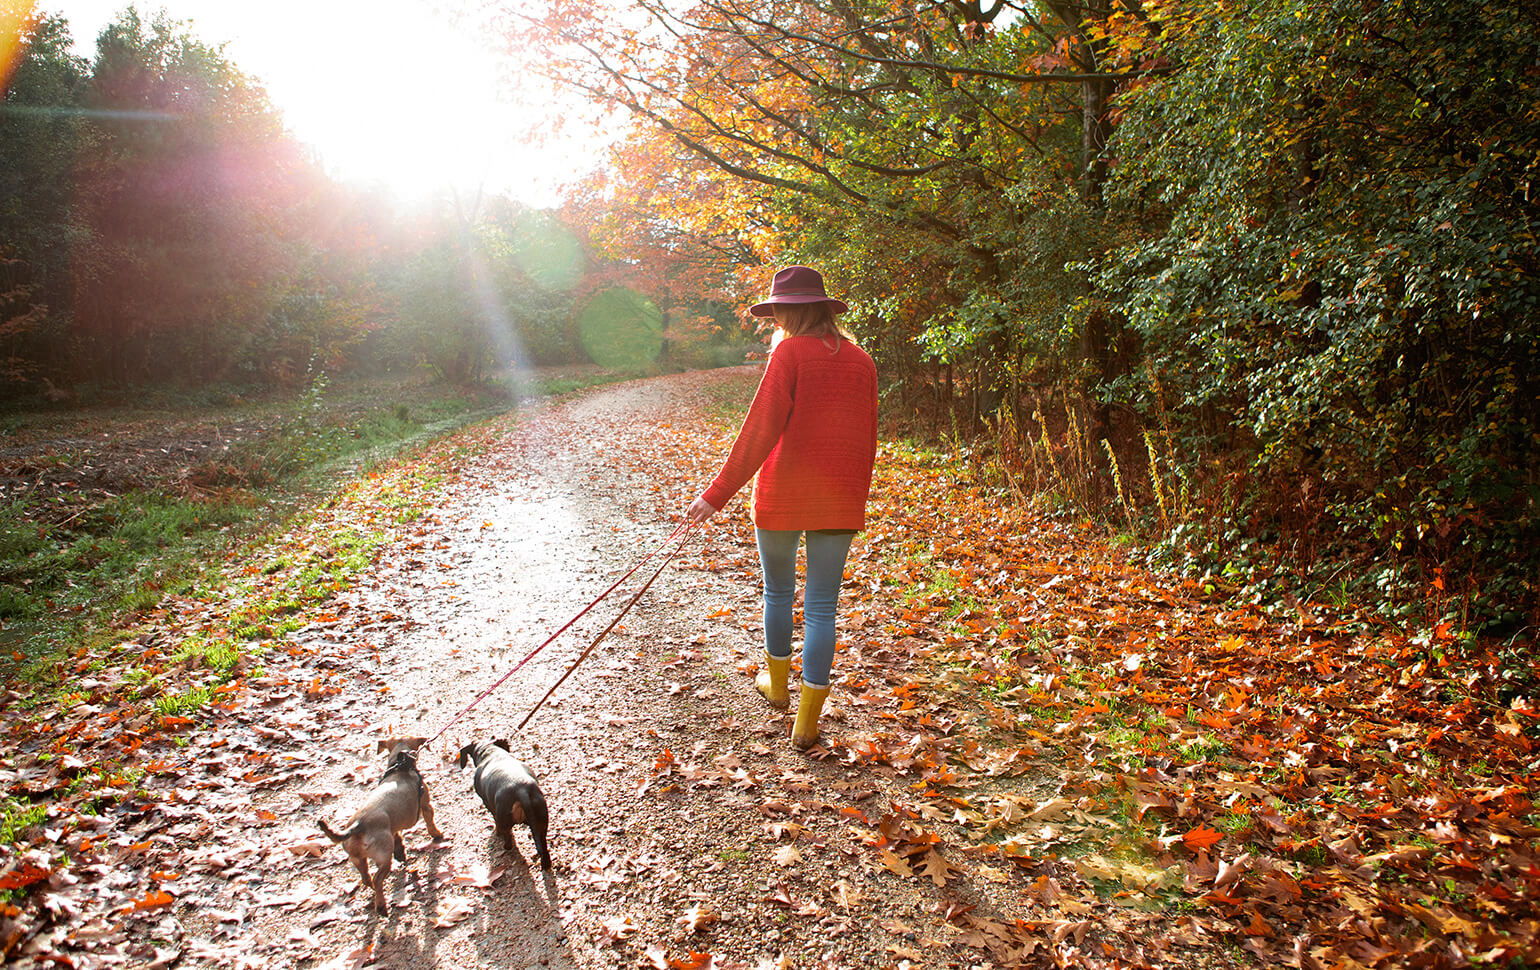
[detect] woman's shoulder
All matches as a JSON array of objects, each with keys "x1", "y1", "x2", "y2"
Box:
[{"x1": 776, "y1": 334, "x2": 873, "y2": 360}]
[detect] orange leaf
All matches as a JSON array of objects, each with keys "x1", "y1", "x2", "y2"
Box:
[
  {"x1": 1182, "y1": 825, "x2": 1223, "y2": 851},
  {"x1": 123, "y1": 890, "x2": 173, "y2": 913}
]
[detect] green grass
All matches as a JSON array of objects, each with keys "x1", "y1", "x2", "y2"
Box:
[
  {"x1": 1212, "y1": 811, "x2": 1252, "y2": 834},
  {"x1": 0, "y1": 492, "x2": 256, "y2": 647},
  {"x1": 1, "y1": 797, "x2": 45, "y2": 847},
  {"x1": 0, "y1": 376, "x2": 519, "y2": 673},
  {"x1": 172, "y1": 635, "x2": 241, "y2": 674},
  {"x1": 1177, "y1": 735, "x2": 1227, "y2": 762},
  {"x1": 153, "y1": 685, "x2": 212, "y2": 718},
  {"x1": 511, "y1": 365, "x2": 659, "y2": 400}
]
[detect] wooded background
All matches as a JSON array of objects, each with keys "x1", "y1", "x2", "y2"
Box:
[{"x1": 3, "y1": 0, "x2": 1536, "y2": 629}]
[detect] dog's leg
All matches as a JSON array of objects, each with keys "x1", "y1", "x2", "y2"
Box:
[
  {"x1": 420, "y1": 790, "x2": 444, "y2": 842},
  {"x1": 371, "y1": 859, "x2": 391, "y2": 913},
  {"x1": 351, "y1": 855, "x2": 371, "y2": 887},
  {"x1": 393, "y1": 834, "x2": 406, "y2": 863},
  {"x1": 493, "y1": 791, "x2": 523, "y2": 858},
  {"x1": 496, "y1": 814, "x2": 519, "y2": 856}
]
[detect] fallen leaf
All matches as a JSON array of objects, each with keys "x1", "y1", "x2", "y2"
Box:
[
  {"x1": 679, "y1": 902, "x2": 719, "y2": 932},
  {"x1": 1029, "y1": 798, "x2": 1072, "y2": 821},
  {"x1": 1182, "y1": 825, "x2": 1223, "y2": 852},
  {"x1": 600, "y1": 915, "x2": 639, "y2": 942},
  {"x1": 879, "y1": 849, "x2": 914, "y2": 877},
  {"x1": 316, "y1": 944, "x2": 376, "y2": 970},
  {"x1": 434, "y1": 897, "x2": 476, "y2": 927},
  {"x1": 450, "y1": 864, "x2": 505, "y2": 889},
  {"x1": 1213, "y1": 853, "x2": 1252, "y2": 891},
  {"x1": 121, "y1": 890, "x2": 173, "y2": 913},
  {"x1": 766, "y1": 821, "x2": 805, "y2": 841},
  {"x1": 832, "y1": 879, "x2": 861, "y2": 911},
  {"x1": 919, "y1": 849, "x2": 960, "y2": 887}
]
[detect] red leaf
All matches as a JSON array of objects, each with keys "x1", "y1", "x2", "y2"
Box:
[
  {"x1": 1182, "y1": 825, "x2": 1223, "y2": 852},
  {"x1": 0, "y1": 863, "x2": 51, "y2": 891}
]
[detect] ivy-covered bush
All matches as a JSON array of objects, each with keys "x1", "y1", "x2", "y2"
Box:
[{"x1": 1099, "y1": 0, "x2": 1539, "y2": 628}]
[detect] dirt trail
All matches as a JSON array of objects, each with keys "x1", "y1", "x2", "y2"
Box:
[{"x1": 194, "y1": 370, "x2": 959, "y2": 970}]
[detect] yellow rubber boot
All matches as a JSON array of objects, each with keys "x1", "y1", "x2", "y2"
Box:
[
  {"x1": 755, "y1": 652, "x2": 791, "y2": 710},
  {"x1": 790, "y1": 682, "x2": 830, "y2": 750}
]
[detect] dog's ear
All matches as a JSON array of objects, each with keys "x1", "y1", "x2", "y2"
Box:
[
  {"x1": 401, "y1": 736, "x2": 428, "y2": 751},
  {"x1": 456, "y1": 744, "x2": 472, "y2": 768},
  {"x1": 494, "y1": 738, "x2": 511, "y2": 752},
  {"x1": 376, "y1": 739, "x2": 392, "y2": 754}
]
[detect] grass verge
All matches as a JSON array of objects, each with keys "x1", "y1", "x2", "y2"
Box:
[{"x1": 0, "y1": 373, "x2": 520, "y2": 672}]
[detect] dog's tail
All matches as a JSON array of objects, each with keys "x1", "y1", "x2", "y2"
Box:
[
  {"x1": 519, "y1": 790, "x2": 554, "y2": 871},
  {"x1": 318, "y1": 819, "x2": 360, "y2": 843}
]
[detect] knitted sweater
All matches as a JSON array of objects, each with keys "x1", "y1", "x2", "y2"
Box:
[{"x1": 702, "y1": 334, "x2": 879, "y2": 531}]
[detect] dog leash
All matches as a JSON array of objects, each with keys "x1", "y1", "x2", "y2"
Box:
[
  {"x1": 425, "y1": 520, "x2": 695, "y2": 747},
  {"x1": 516, "y1": 524, "x2": 691, "y2": 730}
]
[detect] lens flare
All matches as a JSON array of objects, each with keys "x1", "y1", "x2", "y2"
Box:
[
  {"x1": 578, "y1": 288, "x2": 663, "y2": 370},
  {"x1": 464, "y1": 243, "x2": 526, "y2": 374},
  {"x1": 1, "y1": 1, "x2": 37, "y2": 96},
  {"x1": 513, "y1": 216, "x2": 584, "y2": 291}
]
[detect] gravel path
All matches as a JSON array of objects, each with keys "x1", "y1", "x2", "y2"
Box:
[{"x1": 197, "y1": 370, "x2": 960, "y2": 970}]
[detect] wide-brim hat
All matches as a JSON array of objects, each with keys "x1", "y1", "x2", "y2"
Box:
[{"x1": 749, "y1": 265, "x2": 849, "y2": 317}]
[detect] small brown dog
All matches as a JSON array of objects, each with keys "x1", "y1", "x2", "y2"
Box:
[{"x1": 319, "y1": 736, "x2": 443, "y2": 912}]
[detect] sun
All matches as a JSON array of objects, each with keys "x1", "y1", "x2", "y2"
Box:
[
  {"x1": 253, "y1": 2, "x2": 577, "y2": 204},
  {"x1": 44, "y1": 0, "x2": 598, "y2": 206}
]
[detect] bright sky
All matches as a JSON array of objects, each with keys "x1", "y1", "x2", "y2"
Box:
[{"x1": 36, "y1": 0, "x2": 601, "y2": 207}]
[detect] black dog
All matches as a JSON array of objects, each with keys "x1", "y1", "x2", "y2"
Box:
[{"x1": 456, "y1": 739, "x2": 552, "y2": 870}]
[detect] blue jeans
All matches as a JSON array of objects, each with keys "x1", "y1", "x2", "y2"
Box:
[{"x1": 755, "y1": 529, "x2": 855, "y2": 688}]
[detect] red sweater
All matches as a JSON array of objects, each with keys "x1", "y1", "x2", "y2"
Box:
[{"x1": 702, "y1": 335, "x2": 879, "y2": 531}]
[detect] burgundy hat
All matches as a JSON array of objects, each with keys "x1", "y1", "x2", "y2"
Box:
[{"x1": 749, "y1": 265, "x2": 849, "y2": 317}]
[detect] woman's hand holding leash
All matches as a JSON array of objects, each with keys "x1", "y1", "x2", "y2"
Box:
[{"x1": 686, "y1": 496, "x2": 718, "y2": 524}]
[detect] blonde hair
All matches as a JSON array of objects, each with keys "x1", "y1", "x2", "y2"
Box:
[{"x1": 771, "y1": 303, "x2": 849, "y2": 349}]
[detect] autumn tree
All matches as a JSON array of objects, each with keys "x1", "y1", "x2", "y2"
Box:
[
  {"x1": 67, "y1": 8, "x2": 311, "y2": 383},
  {"x1": 493, "y1": 0, "x2": 1163, "y2": 418},
  {"x1": 377, "y1": 195, "x2": 590, "y2": 379}
]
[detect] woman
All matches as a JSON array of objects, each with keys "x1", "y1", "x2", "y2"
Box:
[{"x1": 686, "y1": 265, "x2": 879, "y2": 749}]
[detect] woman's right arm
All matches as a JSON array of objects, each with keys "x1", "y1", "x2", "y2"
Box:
[{"x1": 696, "y1": 349, "x2": 797, "y2": 512}]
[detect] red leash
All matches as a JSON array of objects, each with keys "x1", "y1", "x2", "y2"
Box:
[
  {"x1": 516, "y1": 526, "x2": 690, "y2": 730},
  {"x1": 426, "y1": 520, "x2": 694, "y2": 747}
]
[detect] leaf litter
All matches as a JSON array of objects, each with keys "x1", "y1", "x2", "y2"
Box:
[{"x1": 1, "y1": 368, "x2": 1535, "y2": 969}]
